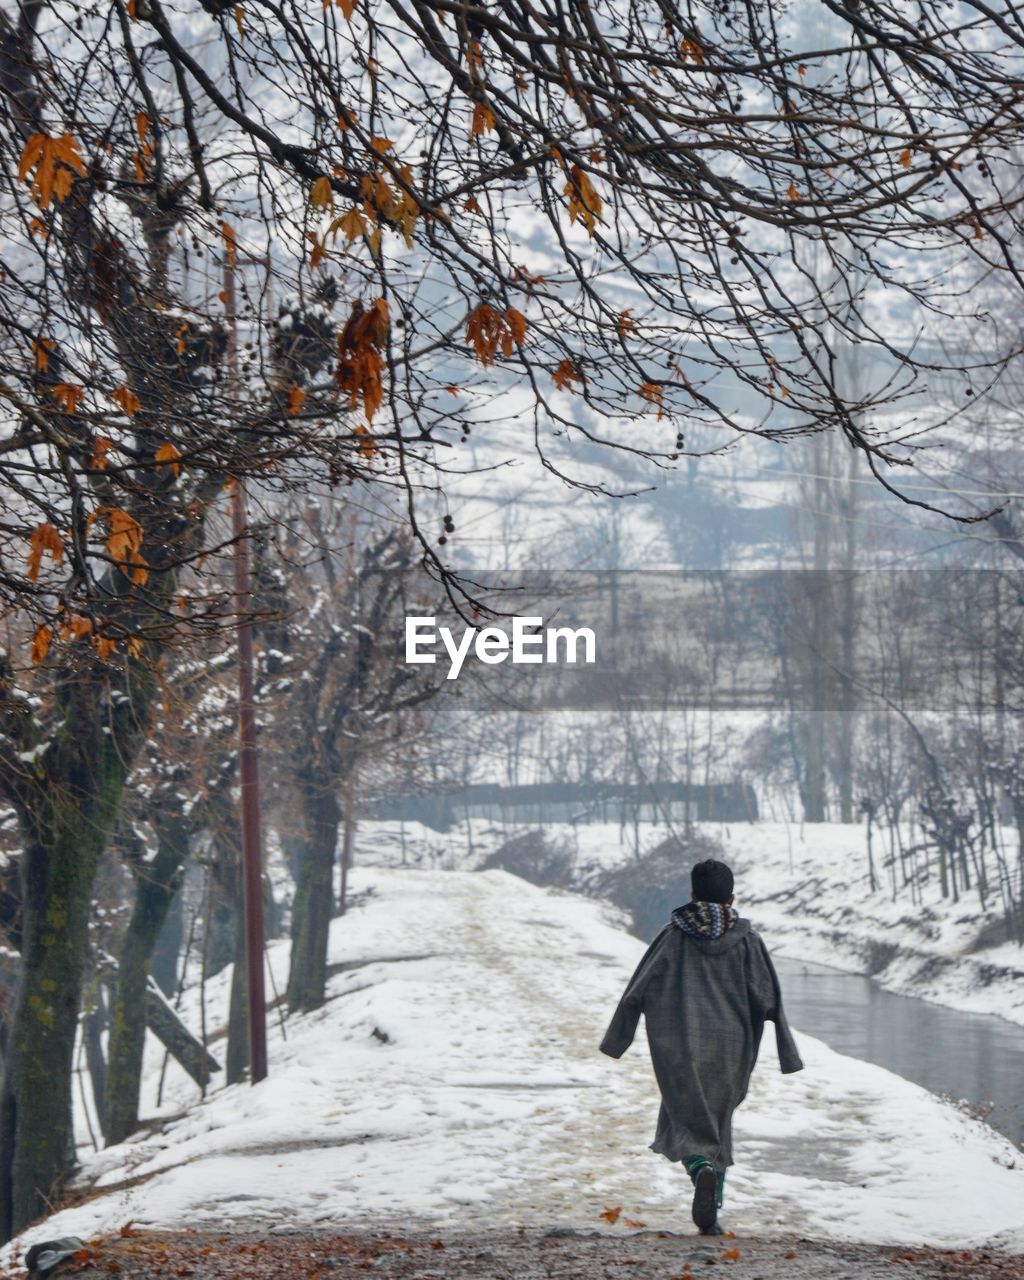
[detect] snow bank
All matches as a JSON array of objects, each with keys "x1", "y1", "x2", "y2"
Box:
[
  {"x1": 719, "y1": 821, "x2": 1024, "y2": 1030},
  {"x1": 13, "y1": 868, "x2": 1024, "y2": 1264}
]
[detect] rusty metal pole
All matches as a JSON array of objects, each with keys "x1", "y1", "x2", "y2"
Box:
[{"x1": 224, "y1": 252, "x2": 268, "y2": 1084}]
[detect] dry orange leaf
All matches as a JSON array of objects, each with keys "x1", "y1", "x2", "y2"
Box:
[
  {"x1": 155, "y1": 442, "x2": 182, "y2": 475},
  {"x1": 90, "y1": 436, "x2": 113, "y2": 470},
  {"x1": 330, "y1": 207, "x2": 367, "y2": 244},
  {"x1": 135, "y1": 112, "x2": 149, "y2": 143},
  {"x1": 30, "y1": 624, "x2": 53, "y2": 666},
  {"x1": 639, "y1": 381, "x2": 664, "y2": 418},
  {"x1": 471, "y1": 102, "x2": 496, "y2": 137},
  {"x1": 598, "y1": 1206, "x2": 622, "y2": 1225},
  {"x1": 221, "y1": 220, "x2": 238, "y2": 268},
  {"x1": 27, "y1": 523, "x2": 65, "y2": 581},
  {"x1": 308, "y1": 232, "x2": 326, "y2": 269},
  {"x1": 552, "y1": 359, "x2": 583, "y2": 392},
  {"x1": 92, "y1": 506, "x2": 144, "y2": 571},
  {"x1": 310, "y1": 175, "x2": 334, "y2": 211},
  {"x1": 129, "y1": 551, "x2": 149, "y2": 585},
  {"x1": 722, "y1": 1247, "x2": 741, "y2": 1261},
  {"x1": 617, "y1": 308, "x2": 635, "y2": 339},
  {"x1": 112, "y1": 384, "x2": 141, "y2": 416},
  {"x1": 52, "y1": 382, "x2": 84, "y2": 413},
  {"x1": 787, "y1": 181, "x2": 800, "y2": 200},
  {"x1": 353, "y1": 423, "x2": 377, "y2": 458},
  {"x1": 680, "y1": 37, "x2": 703, "y2": 63},
  {"x1": 370, "y1": 136, "x2": 394, "y2": 154},
  {"x1": 32, "y1": 337, "x2": 54, "y2": 372},
  {"x1": 465, "y1": 304, "x2": 528, "y2": 366},
  {"x1": 900, "y1": 148, "x2": 912, "y2": 168},
  {"x1": 94, "y1": 633, "x2": 117, "y2": 662},
  {"x1": 336, "y1": 298, "x2": 389, "y2": 423},
  {"x1": 565, "y1": 165, "x2": 603, "y2": 236},
  {"x1": 287, "y1": 384, "x2": 307, "y2": 416},
  {"x1": 18, "y1": 131, "x2": 87, "y2": 208}
]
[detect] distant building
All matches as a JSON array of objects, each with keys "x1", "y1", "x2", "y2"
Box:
[{"x1": 365, "y1": 779, "x2": 758, "y2": 830}]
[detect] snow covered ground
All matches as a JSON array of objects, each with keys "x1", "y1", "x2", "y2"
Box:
[
  {"x1": 352, "y1": 818, "x2": 1024, "y2": 1029},
  {"x1": 16, "y1": 867, "x2": 1024, "y2": 1263}
]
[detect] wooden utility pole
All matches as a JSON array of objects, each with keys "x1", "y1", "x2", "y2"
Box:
[{"x1": 224, "y1": 250, "x2": 268, "y2": 1083}]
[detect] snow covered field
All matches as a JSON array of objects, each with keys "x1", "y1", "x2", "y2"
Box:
[
  {"x1": 17, "y1": 868, "x2": 1024, "y2": 1262},
  {"x1": 353, "y1": 818, "x2": 1024, "y2": 1029}
]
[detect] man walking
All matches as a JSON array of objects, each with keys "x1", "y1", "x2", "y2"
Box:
[{"x1": 600, "y1": 858, "x2": 803, "y2": 1234}]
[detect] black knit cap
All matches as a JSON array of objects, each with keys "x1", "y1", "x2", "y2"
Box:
[{"x1": 691, "y1": 858, "x2": 734, "y2": 904}]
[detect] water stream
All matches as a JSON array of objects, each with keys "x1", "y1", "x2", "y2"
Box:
[{"x1": 774, "y1": 956, "x2": 1024, "y2": 1149}]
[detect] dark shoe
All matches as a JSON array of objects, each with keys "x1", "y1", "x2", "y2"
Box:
[
  {"x1": 699, "y1": 1220, "x2": 725, "y2": 1236},
  {"x1": 691, "y1": 1165, "x2": 718, "y2": 1232}
]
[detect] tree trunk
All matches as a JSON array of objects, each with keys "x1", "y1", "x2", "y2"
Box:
[
  {"x1": 0, "y1": 655, "x2": 154, "y2": 1241},
  {"x1": 226, "y1": 858, "x2": 250, "y2": 1085},
  {"x1": 144, "y1": 981, "x2": 220, "y2": 1084},
  {"x1": 82, "y1": 987, "x2": 108, "y2": 1137},
  {"x1": 205, "y1": 846, "x2": 239, "y2": 979},
  {"x1": 835, "y1": 570, "x2": 858, "y2": 824},
  {"x1": 151, "y1": 881, "x2": 184, "y2": 998},
  {"x1": 104, "y1": 813, "x2": 188, "y2": 1145},
  {"x1": 287, "y1": 778, "x2": 340, "y2": 1013},
  {"x1": 0, "y1": 825, "x2": 107, "y2": 1238}
]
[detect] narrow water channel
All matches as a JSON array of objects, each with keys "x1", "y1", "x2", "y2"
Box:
[{"x1": 774, "y1": 956, "x2": 1024, "y2": 1150}]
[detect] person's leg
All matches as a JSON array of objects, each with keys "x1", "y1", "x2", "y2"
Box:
[
  {"x1": 682, "y1": 1159, "x2": 726, "y2": 1205},
  {"x1": 682, "y1": 1155, "x2": 713, "y2": 1181},
  {"x1": 683, "y1": 1156, "x2": 719, "y2": 1232}
]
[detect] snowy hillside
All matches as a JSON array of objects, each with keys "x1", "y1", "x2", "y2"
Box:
[{"x1": 16, "y1": 868, "x2": 1024, "y2": 1259}]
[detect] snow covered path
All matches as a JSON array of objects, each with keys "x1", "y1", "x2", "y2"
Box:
[{"x1": 18, "y1": 869, "x2": 1024, "y2": 1259}]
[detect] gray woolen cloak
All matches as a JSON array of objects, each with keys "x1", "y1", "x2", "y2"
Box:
[{"x1": 600, "y1": 918, "x2": 803, "y2": 1171}]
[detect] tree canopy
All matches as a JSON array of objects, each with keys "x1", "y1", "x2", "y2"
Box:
[{"x1": 3, "y1": 0, "x2": 1024, "y2": 649}]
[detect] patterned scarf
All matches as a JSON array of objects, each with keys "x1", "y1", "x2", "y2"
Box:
[{"x1": 671, "y1": 899, "x2": 738, "y2": 941}]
